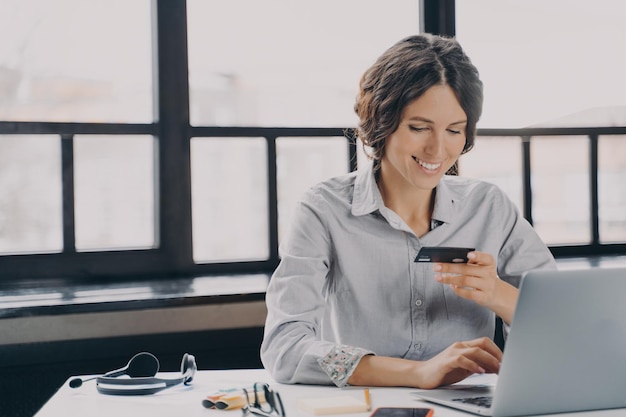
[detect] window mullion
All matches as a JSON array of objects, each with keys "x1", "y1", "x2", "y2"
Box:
[
  {"x1": 153, "y1": 0, "x2": 193, "y2": 273},
  {"x1": 60, "y1": 134, "x2": 76, "y2": 254}
]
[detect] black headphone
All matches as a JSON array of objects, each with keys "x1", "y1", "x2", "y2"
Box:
[{"x1": 69, "y1": 352, "x2": 197, "y2": 395}]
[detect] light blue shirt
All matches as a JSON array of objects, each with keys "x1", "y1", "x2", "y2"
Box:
[{"x1": 261, "y1": 162, "x2": 556, "y2": 386}]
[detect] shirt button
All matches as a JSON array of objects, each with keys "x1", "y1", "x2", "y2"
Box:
[
  {"x1": 414, "y1": 343, "x2": 422, "y2": 350},
  {"x1": 415, "y1": 299, "x2": 423, "y2": 307}
]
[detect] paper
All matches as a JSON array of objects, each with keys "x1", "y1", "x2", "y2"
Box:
[{"x1": 297, "y1": 395, "x2": 369, "y2": 415}]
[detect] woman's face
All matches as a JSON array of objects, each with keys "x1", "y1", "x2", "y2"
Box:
[{"x1": 380, "y1": 84, "x2": 467, "y2": 193}]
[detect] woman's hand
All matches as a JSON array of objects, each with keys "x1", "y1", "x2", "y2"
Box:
[
  {"x1": 433, "y1": 251, "x2": 518, "y2": 324},
  {"x1": 348, "y1": 337, "x2": 502, "y2": 389},
  {"x1": 416, "y1": 337, "x2": 502, "y2": 389}
]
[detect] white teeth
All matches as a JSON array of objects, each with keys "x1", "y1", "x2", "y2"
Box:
[{"x1": 416, "y1": 159, "x2": 441, "y2": 170}]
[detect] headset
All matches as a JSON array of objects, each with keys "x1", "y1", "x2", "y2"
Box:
[{"x1": 69, "y1": 352, "x2": 197, "y2": 395}]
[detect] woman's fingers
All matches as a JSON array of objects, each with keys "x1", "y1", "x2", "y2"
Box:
[
  {"x1": 433, "y1": 251, "x2": 500, "y2": 304},
  {"x1": 452, "y1": 339, "x2": 502, "y2": 373}
]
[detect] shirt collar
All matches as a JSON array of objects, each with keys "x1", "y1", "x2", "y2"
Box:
[
  {"x1": 431, "y1": 176, "x2": 457, "y2": 225},
  {"x1": 352, "y1": 162, "x2": 384, "y2": 216},
  {"x1": 352, "y1": 161, "x2": 460, "y2": 225}
]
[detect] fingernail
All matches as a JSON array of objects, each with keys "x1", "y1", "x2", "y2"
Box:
[
  {"x1": 434, "y1": 273, "x2": 442, "y2": 282},
  {"x1": 477, "y1": 367, "x2": 486, "y2": 374},
  {"x1": 433, "y1": 264, "x2": 442, "y2": 271},
  {"x1": 467, "y1": 252, "x2": 476, "y2": 259}
]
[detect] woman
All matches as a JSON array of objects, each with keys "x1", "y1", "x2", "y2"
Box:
[{"x1": 260, "y1": 34, "x2": 555, "y2": 389}]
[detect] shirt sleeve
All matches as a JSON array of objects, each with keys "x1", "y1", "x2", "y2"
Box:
[
  {"x1": 494, "y1": 188, "x2": 556, "y2": 338},
  {"x1": 260, "y1": 191, "x2": 374, "y2": 386},
  {"x1": 495, "y1": 190, "x2": 557, "y2": 288},
  {"x1": 317, "y1": 345, "x2": 373, "y2": 387}
]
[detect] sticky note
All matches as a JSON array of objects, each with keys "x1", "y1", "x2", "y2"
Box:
[{"x1": 297, "y1": 395, "x2": 369, "y2": 415}]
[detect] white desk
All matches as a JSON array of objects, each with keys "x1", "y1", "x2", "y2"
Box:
[{"x1": 35, "y1": 369, "x2": 624, "y2": 417}]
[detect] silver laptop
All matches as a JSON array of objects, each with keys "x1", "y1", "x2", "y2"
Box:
[{"x1": 413, "y1": 267, "x2": 626, "y2": 417}]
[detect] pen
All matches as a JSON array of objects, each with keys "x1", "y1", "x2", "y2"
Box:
[{"x1": 364, "y1": 388, "x2": 371, "y2": 411}]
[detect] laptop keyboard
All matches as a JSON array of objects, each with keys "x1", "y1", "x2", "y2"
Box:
[{"x1": 452, "y1": 396, "x2": 493, "y2": 408}]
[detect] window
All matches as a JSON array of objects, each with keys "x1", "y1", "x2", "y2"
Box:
[
  {"x1": 186, "y1": 0, "x2": 419, "y2": 262},
  {"x1": 1, "y1": 1, "x2": 624, "y2": 285},
  {"x1": 456, "y1": 0, "x2": 626, "y2": 129},
  {"x1": 0, "y1": 0, "x2": 153, "y2": 259},
  {"x1": 458, "y1": 136, "x2": 523, "y2": 210},
  {"x1": 599, "y1": 135, "x2": 626, "y2": 243},
  {"x1": 531, "y1": 136, "x2": 590, "y2": 245},
  {"x1": 0, "y1": 0, "x2": 153, "y2": 123},
  {"x1": 186, "y1": 0, "x2": 420, "y2": 127},
  {"x1": 457, "y1": 0, "x2": 626, "y2": 248},
  {"x1": 0, "y1": 135, "x2": 62, "y2": 254},
  {"x1": 191, "y1": 137, "x2": 269, "y2": 262},
  {"x1": 74, "y1": 135, "x2": 155, "y2": 251}
]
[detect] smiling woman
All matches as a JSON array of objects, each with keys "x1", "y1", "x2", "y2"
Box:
[
  {"x1": 379, "y1": 85, "x2": 468, "y2": 205},
  {"x1": 260, "y1": 34, "x2": 556, "y2": 391},
  {"x1": 353, "y1": 34, "x2": 482, "y2": 179}
]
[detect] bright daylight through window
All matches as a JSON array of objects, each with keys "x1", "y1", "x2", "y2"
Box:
[
  {"x1": 0, "y1": 0, "x2": 624, "y2": 262},
  {"x1": 0, "y1": 0, "x2": 153, "y2": 254},
  {"x1": 186, "y1": 0, "x2": 420, "y2": 261},
  {"x1": 457, "y1": 0, "x2": 626, "y2": 245}
]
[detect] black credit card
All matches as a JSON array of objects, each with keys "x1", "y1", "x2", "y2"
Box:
[{"x1": 414, "y1": 246, "x2": 474, "y2": 263}]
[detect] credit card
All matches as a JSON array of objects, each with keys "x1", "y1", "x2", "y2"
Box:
[{"x1": 414, "y1": 247, "x2": 474, "y2": 263}]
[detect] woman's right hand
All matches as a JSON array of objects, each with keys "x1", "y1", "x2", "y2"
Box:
[
  {"x1": 415, "y1": 337, "x2": 502, "y2": 389},
  {"x1": 348, "y1": 337, "x2": 502, "y2": 389}
]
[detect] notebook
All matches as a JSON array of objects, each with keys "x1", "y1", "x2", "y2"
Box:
[{"x1": 413, "y1": 267, "x2": 626, "y2": 417}]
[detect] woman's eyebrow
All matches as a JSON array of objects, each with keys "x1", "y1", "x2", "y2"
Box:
[
  {"x1": 407, "y1": 116, "x2": 467, "y2": 125},
  {"x1": 407, "y1": 116, "x2": 433, "y2": 123}
]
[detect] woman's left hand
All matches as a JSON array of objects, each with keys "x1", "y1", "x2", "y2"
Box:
[{"x1": 433, "y1": 251, "x2": 518, "y2": 324}]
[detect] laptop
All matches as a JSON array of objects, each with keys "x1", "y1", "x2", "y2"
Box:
[{"x1": 413, "y1": 267, "x2": 626, "y2": 417}]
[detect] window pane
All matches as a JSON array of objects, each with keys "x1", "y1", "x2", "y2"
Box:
[
  {"x1": 458, "y1": 136, "x2": 523, "y2": 210},
  {"x1": 0, "y1": 0, "x2": 152, "y2": 123},
  {"x1": 277, "y1": 137, "x2": 349, "y2": 241},
  {"x1": 74, "y1": 135, "x2": 155, "y2": 250},
  {"x1": 457, "y1": 0, "x2": 626, "y2": 128},
  {"x1": 191, "y1": 138, "x2": 269, "y2": 262},
  {"x1": 187, "y1": 0, "x2": 420, "y2": 127},
  {"x1": 0, "y1": 135, "x2": 62, "y2": 254},
  {"x1": 531, "y1": 137, "x2": 590, "y2": 244},
  {"x1": 599, "y1": 135, "x2": 626, "y2": 243}
]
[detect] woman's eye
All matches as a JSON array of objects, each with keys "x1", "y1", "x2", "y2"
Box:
[
  {"x1": 447, "y1": 129, "x2": 462, "y2": 135},
  {"x1": 410, "y1": 126, "x2": 427, "y2": 132}
]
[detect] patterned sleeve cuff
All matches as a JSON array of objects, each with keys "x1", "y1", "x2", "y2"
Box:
[{"x1": 317, "y1": 345, "x2": 374, "y2": 387}]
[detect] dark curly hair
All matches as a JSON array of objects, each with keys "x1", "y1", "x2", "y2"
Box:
[{"x1": 354, "y1": 34, "x2": 483, "y2": 176}]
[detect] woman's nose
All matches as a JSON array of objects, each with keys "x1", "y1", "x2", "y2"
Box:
[{"x1": 423, "y1": 131, "x2": 445, "y2": 156}]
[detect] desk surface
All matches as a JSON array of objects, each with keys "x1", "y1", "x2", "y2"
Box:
[{"x1": 35, "y1": 369, "x2": 624, "y2": 417}]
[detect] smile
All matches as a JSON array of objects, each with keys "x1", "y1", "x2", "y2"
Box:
[{"x1": 413, "y1": 157, "x2": 441, "y2": 171}]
